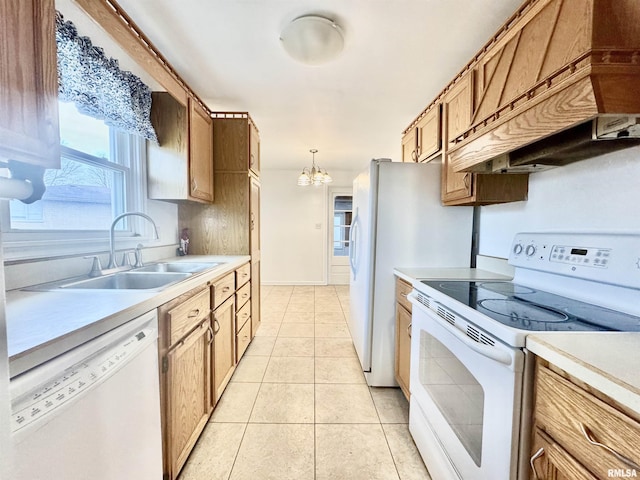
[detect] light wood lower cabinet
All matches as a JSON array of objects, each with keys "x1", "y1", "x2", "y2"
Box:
[
  {"x1": 530, "y1": 359, "x2": 640, "y2": 479},
  {"x1": 212, "y1": 295, "x2": 236, "y2": 404},
  {"x1": 158, "y1": 286, "x2": 213, "y2": 480},
  {"x1": 166, "y1": 318, "x2": 212, "y2": 477},
  {"x1": 158, "y1": 263, "x2": 254, "y2": 480},
  {"x1": 394, "y1": 277, "x2": 413, "y2": 400}
]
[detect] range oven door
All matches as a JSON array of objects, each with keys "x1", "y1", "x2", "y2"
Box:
[{"x1": 408, "y1": 291, "x2": 524, "y2": 480}]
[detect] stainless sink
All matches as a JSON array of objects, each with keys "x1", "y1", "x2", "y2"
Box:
[
  {"x1": 59, "y1": 272, "x2": 191, "y2": 290},
  {"x1": 132, "y1": 262, "x2": 219, "y2": 274}
]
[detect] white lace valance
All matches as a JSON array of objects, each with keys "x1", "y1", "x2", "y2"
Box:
[{"x1": 56, "y1": 11, "x2": 158, "y2": 143}]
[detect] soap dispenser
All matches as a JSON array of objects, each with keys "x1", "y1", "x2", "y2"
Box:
[{"x1": 178, "y1": 228, "x2": 190, "y2": 256}]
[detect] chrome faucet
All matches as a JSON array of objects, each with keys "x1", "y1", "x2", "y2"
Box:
[{"x1": 107, "y1": 212, "x2": 159, "y2": 268}]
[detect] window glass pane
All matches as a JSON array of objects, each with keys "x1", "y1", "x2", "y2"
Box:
[
  {"x1": 9, "y1": 101, "x2": 129, "y2": 231},
  {"x1": 10, "y1": 156, "x2": 125, "y2": 231},
  {"x1": 333, "y1": 195, "x2": 353, "y2": 257},
  {"x1": 334, "y1": 195, "x2": 352, "y2": 211},
  {"x1": 58, "y1": 101, "x2": 111, "y2": 159}
]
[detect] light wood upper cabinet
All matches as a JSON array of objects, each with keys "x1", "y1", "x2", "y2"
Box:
[
  {"x1": 416, "y1": 105, "x2": 441, "y2": 161},
  {"x1": 148, "y1": 92, "x2": 213, "y2": 203},
  {"x1": 188, "y1": 100, "x2": 214, "y2": 202},
  {"x1": 402, "y1": 104, "x2": 441, "y2": 163},
  {"x1": 530, "y1": 358, "x2": 640, "y2": 479},
  {"x1": 249, "y1": 120, "x2": 260, "y2": 175},
  {"x1": 401, "y1": 128, "x2": 417, "y2": 163},
  {"x1": 211, "y1": 113, "x2": 260, "y2": 174},
  {"x1": 445, "y1": 75, "x2": 474, "y2": 150},
  {"x1": 441, "y1": 73, "x2": 529, "y2": 206},
  {"x1": 0, "y1": 0, "x2": 60, "y2": 168}
]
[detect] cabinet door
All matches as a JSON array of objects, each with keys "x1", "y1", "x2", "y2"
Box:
[
  {"x1": 416, "y1": 105, "x2": 441, "y2": 161},
  {"x1": 395, "y1": 304, "x2": 411, "y2": 401},
  {"x1": 401, "y1": 128, "x2": 417, "y2": 163},
  {"x1": 166, "y1": 319, "x2": 212, "y2": 478},
  {"x1": 251, "y1": 261, "x2": 261, "y2": 339},
  {"x1": 442, "y1": 74, "x2": 475, "y2": 203},
  {"x1": 212, "y1": 295, "x2": 236, "y2": 403},
  {"x1": 0, "y1": 0, "x2": 59, "y2": 168},
  {"x1": 250, "y1": 176, "x2": 261, "y2": 258},
  {"x1": 188, "y1": 99, "x2": 214, "y2": 203},
  {"x1": 531, "y1": 429, "x2": 598, "y2": 480},
  {"x1": 249, "y1": 122, "x2": 260, "y2": 175}
]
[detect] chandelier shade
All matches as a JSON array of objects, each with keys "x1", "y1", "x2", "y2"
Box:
[{"x1": 297, "y1": 149, "x2": 332, "y2": 186}]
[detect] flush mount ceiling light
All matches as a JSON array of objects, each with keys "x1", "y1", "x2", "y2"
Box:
[
  {"x1": 280, "y1": 15, "x2": 344, "y2": 66},
  {"x1": 297, "y1": 149, "x2": 333, "y2": 186}
]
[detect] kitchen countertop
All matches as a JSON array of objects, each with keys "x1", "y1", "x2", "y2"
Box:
[
  {"x1": 527, "y1": 333, "x2": 640, "y2": 416},
  {"x1": 393, "y1": 267, "x2": 512, "y2": 286},
  {"x1": 7, "y1": 255, "x2": 250, "y2": 377}
]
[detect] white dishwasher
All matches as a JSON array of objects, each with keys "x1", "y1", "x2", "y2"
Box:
[{"x1": 9, "y1": 310, "x2": 163, "y2": 480}]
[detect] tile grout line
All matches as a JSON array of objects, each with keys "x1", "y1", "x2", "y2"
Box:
[{"x1": 226, "y1": 289, "x2": 294, "y2": 480}]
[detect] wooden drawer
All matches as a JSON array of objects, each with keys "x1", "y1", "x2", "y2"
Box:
[
  {"x1": 535, "y1": 364, "x2": 640, "y2": 477},
  {"x1": 167, "y1": 288, "x2": 211, "y2": 345},
  {"x1": 395, "y1": 277, "x2": 412, "y2": 313},
  {"x1": 236, "y1": 281, "x2": 251, "y2": 309},
  {"x1": 213, "y1": 272, "x2": 235, "y2": 308},
  {"x1": 236, "y1": 319, "x2": 251, "y2": 361},
  {"x1": 236, "y1": 263, "x2": 251, "y2": 287},
  {"x1": 236, "y1": 300, "x2": 251, "y2": 332}
]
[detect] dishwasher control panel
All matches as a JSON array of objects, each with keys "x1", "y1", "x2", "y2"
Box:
[{"x1": 11, "y1": 327, "x2": 154, "y2": 434}]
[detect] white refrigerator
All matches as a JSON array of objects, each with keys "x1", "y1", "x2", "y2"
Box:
[{"x1": 348, "y1": 159, "x2": 473, "y2": 386}]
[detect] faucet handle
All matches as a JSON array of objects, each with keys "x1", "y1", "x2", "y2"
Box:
[
  {"x1": 84, "y1": 255, "x2": 103, "y2": 277},
  {"x1": 121, "y1": 250, "x2": 136, "y2": 267}
]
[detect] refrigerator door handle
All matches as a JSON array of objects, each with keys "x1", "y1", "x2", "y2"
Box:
[{"x1": 349, "y1": 209, "x2": 359, "y2": 279}]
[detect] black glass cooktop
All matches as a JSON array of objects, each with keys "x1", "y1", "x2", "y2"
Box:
[{"x1": 420, "y1": 280, "x2": 640, "y2": 332}]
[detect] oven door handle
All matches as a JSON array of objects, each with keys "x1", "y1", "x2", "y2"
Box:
[{"x1": 409, "y1": 293, "x2": 513, "y2": 366}]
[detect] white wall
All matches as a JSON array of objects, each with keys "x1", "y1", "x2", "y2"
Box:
[
  {"x1": 478, "y1": 146, "x2": 640, "y2": 259},
  {"x1": 261, "y1": 169, "x2": 358, "y2": 284}
]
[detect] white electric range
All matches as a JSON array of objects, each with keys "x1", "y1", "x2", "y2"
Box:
[{"x1": 407, "y1": 232, "x2": 640, "y2": 480}]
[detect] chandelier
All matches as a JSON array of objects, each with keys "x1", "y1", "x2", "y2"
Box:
[{"x1": 297, "y1": 149, "x2": 333, "y2": 186}]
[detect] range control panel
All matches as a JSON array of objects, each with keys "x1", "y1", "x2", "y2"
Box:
[
  {"x1": 549, "y1": 245, "x2": 611, "y2": 268},
  {"x1": 509, "y1": 232, "x2": 640, "y2": 290}
]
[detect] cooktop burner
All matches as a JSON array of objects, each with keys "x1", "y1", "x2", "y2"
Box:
[{"x1": 420, "y1": 280, "x2": 640, "y2": 332}]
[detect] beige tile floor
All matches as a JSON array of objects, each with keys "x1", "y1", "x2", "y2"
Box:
[{"x1": 178, "y1": 285, "x2": 431, "y2": 480}]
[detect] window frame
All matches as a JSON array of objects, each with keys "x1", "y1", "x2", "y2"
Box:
[{"x1": 0, "y1": 129, "x2": 152, "y2": 261}]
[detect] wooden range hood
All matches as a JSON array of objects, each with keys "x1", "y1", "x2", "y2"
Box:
[{"x1": 447, "y1": 0, "x2": 640, "y2": 174}]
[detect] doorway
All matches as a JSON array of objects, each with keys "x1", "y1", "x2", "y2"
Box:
[{"x1": 328, "y1": 189, "x2": 353, "y2": 285}]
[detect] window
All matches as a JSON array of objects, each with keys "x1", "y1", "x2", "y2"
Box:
[
  {"x1": 333, "y1": 195, "x2": 353, "y2": 256},
  {"x1": 1, "y1": 101, "x2": 148, "y2": 259},
  {"x1": 8, "y1": 102, "x2": 132, "y2": 231}
]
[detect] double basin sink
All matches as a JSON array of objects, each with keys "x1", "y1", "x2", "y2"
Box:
[{"x1": 27, "y1": 262, "x2": 220, "y2": 292}]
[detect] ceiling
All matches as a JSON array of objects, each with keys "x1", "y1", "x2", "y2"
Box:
[{"x1": 106, "y1": 0, "x2": 524, "y2": 172}]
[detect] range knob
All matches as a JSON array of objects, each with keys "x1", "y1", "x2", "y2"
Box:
[
  {"x1": 525, "y1": 244, "x2": 537, "y2": 257},
  {"x1": 513, "y1": 243, "x2": 524, "y2": 255}
]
